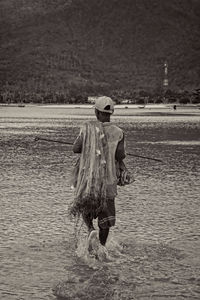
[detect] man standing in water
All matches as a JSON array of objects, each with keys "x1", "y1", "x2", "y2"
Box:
[{"x1": 72, "y1": 96, "x2": 125, "y2": 248}]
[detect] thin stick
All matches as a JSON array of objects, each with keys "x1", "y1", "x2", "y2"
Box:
[
  {"x1": 35, "y1": 137, "x2": 164, "y2": 162},
  {"x1": 34, "y1": 137, "x2": 73, "y2": 145},
  {"x1": 126, "y1": 152, "x2": 163, "y2": 162}
]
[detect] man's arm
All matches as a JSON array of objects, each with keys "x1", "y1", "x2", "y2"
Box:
[{"x1": 115, "y1": 134, "x2": 126, "y2": 161}]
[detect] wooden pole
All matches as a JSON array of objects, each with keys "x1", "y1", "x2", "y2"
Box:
[{"x1": 35, "y1": 137, "x2": 164, "y2": 163}]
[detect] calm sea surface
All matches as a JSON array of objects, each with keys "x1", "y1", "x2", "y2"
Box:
[{"x1": 0, "y1": 106, "x2": 200, "y2": 300}]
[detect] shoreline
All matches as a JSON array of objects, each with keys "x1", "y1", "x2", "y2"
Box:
[
  {"x1": 1, "y1": 103, "x2": 200, "y2": 119},
  {"x1": 0, "y1": 103, "x2": 199, "y2": 110}
]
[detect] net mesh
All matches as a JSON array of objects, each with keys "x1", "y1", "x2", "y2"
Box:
[{"x1": 69, "y1": 121, "x2": 109, "y2": 218}]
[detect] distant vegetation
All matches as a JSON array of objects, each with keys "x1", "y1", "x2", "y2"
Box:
[
  {"x1": 0, "y1": 0, "x2": 199, "y2": 103},
  {"x1": 0, "y1": 86, "x2": 199, "y2": 105}
]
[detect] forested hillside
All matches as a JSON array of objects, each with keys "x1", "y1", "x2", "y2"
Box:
[{"x1": 0, "y1": 0, "x2": 199, "y2": 103}]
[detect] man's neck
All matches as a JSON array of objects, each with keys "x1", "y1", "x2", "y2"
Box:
[{"x1": 98, "y1": 116, "x2": 110, "y2": 123}]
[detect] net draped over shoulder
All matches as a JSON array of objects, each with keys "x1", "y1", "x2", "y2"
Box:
[{"x1": 69, "y1": 121, "x2": 109, "y2": 218}]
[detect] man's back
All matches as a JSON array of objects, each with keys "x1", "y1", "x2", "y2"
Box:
[
  {"x1": 73, "y1": 120, "x2": 125, "y2": 199},
  {"x1": 102, "y1": 122, "x2": 124, "y2": 197}
]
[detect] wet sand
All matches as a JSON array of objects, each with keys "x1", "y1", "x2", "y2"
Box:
[{"x1": 0, "y1": 106, "x2": 200, "y2": 299}]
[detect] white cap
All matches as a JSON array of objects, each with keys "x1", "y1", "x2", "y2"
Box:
[{"x1": 94, "y1": 96, "x2": 114, "y2": 114}]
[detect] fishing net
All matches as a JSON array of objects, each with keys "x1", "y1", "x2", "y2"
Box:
[{"x1": 69, "y1": 121, "x2": 108, "y2": 218}]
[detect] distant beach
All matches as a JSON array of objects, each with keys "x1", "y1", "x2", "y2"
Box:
[{"x1": 1, "y1": 103, "x2": 200, "y2": 120}]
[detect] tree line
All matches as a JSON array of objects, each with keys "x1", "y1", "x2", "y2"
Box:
[{"x1": 0, "y1": 85, "x2": 199, "y2": 105}]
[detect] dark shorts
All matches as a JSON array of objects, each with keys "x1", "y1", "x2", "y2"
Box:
[{"x1": 98, "y1": 198, "x2": 116, "y2": 229}]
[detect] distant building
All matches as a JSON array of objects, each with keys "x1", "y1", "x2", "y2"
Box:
[
  {"x1": 88, "y1": 96, "x2": 99, "y2": 104},
  {"x1": 121, "y1": 99, "x2": 130, "y2": 104}
]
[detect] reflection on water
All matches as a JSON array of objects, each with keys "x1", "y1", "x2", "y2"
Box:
[{"x1": 0, "y1": 107, "x2": 200, "y2": 300}]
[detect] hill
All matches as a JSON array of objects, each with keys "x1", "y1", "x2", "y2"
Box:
[{"x1": 0, "y1": 0, "x2": 199, "y2": 101}]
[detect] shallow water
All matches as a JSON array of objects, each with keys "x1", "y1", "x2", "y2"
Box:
[{"x1": 0, "y1": 106, "x2": 200, "y2": 300}]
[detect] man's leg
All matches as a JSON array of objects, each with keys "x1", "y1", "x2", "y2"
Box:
[
  {"x1": 98, "y1": 198, "x2": 115, "y2": 246},
  {"x1": 99, "y1": 227, "x2": 109, "y2": 246}
]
